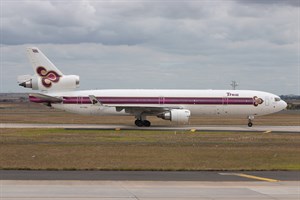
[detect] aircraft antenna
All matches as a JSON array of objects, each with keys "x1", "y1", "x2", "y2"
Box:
[{"x1": 231, "y1": 81, "x2": 238, "y2": 90}]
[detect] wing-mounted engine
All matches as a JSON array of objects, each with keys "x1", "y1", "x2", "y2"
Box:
[
  {"x1": 157, "y1": 109, "x2": 191, "y2": 124},
  {"x1": 18, "y1": 74, "x2": 79, "y2": 91}
]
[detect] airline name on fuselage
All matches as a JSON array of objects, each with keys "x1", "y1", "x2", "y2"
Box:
[{"x1": 227, "y1": 92, "x2": 239, "y2": 96}]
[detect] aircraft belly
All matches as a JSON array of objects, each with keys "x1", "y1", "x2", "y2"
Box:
[
  {"x1": 190, "y1": 105, "x2": 266, "y2": 117},
  {"x1": 185, "y1": 105, "x2": 250, "y2": 117}
]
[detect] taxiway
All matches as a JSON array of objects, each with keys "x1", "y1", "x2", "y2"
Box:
[{"x1": 1, "y1": 123, "x2": 299, "y2": 133}]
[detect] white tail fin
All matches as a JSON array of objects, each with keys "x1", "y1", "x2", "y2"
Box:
[
  {"x1": 26, "y1": 47, "x2": 64, "y2": 76},
  {"x1": 18, "y1": 47, "x2": 79, "y2": 91}
]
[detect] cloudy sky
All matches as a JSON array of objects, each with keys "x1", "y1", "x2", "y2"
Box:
[{"x1": 1, "y1": 0, "x2": 299, "y2": 95}]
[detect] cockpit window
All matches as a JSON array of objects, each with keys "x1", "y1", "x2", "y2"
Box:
[{"x1": 275, "y1": 97, "x2": 281, "y2": 102}]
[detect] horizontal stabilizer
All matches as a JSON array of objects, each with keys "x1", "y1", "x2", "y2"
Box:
[
  {"x1": 17, "y1": 75, "x2": 32, "y2": 83},
  {"x1": 29, "y1": 93, "x2": 63, "y2": 103}
]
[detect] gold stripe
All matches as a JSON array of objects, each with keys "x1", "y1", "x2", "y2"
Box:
[{"x1": 236, "y1": 173, "x2": 279, "y2": 182}]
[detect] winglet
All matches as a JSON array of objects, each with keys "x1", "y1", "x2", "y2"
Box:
[{"x1": 88, "y1": 95, "x2": 103, "y2": 106}]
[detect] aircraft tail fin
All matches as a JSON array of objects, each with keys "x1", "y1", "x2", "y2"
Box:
[
  {"x1": 18, "y1": 47, "x2": 79, "y2": 91},
  {"x1": 26, "y1": 47, "x2": 64, "y2": 76}
]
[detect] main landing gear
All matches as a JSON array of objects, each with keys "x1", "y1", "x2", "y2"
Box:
[
  {"x1": 135, "y1": 119, "x2": 151, "y2": 127},
  {"x1": 248, "y1": 115, "x2": 254, "y2": 127},
  {"x1": 135, "y1": 113, "x2": 151, "y2": 127}
]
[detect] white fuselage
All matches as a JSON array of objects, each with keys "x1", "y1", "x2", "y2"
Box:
[{"x1": 36, "y1": 89, "x2": 286, "y2": 118}]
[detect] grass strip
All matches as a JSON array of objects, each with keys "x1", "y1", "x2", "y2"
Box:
[{"x1": 1, "y1": 128, "x2": 299, "y2": 171}]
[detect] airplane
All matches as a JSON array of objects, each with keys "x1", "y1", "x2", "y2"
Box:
[{"x1": 18, "y1": 47, "x2": 287, "y2": 127}]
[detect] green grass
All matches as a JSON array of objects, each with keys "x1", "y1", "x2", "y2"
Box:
[{"x1": 0, "y1": 128, "x2": 299, "y2": 171}]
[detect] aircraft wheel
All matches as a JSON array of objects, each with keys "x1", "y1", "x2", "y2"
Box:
[
  {"x1": 247, "y1": 115, "x2": 254, "y2": 127},
  {"x1": 135, "y1": 120, "x2": 144, "y2": 127},
  {"x1": 143, "y1": 120, "x2": 151, "y2": 127}
]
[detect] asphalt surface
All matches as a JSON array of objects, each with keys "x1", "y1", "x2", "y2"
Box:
[
  {"x1": 2, "y1": 171, "x2": 299, "y2": 200},
  {"x1": 2, "y1": 180, "x2": 298, "y2": 200},
  {"x1": 1, "y1": 123, "x2": 300, "y2": 133},
  {"x1": 1, "y1": 170, "x2": 299, "y2": 181}
]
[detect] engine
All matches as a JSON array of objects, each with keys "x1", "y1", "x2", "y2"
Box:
[
  {"x1": 157, "y1": 109, "x2": 191, "y2": 124},
  {"x1": 18, "y1": 74, "x2": 80, "y2": 91}
]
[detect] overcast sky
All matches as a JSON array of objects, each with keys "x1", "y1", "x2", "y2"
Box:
[{"x1": 1, "y1": 0, "x2": 299, "y2": 95}]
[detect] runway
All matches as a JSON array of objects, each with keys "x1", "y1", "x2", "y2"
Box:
[
  {"x1": 1, "y1": 171, "x2": 299, "y2": 200},
  {"x1": 1, "y1": 170, "x2": 299, "y2": 181},
  {"x1": 1, "y1": 123, "x2": 300, "y2": 133}
]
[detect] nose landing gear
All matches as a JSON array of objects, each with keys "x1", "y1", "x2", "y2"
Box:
[
  {"x1": 248, "y1": 121, "x2": 253, "y2": 127},
  {"x1": 248, "y1": 115, "x2": 254, "y2": 127}
]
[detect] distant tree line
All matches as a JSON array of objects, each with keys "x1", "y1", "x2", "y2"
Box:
[
  {"x1": 0, "y1": 93, "x2": 28, "y2": 103},
  {"x1": 286, "y1": 104, "x2": 300, "y2": 110},
  {"x1": 280, "y1": 95, "x2": 300, "y2": 100},
  {"x1": 280, "y1": 95, "x2": 300, "y2": 110}
]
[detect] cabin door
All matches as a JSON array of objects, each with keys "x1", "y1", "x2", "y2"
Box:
[
  {"x1": 222, "y1": 97, "x2": 229, "y2": 115},
  {"x1": 159, "y1": 97, "x2": 165, "y2": 105},
  {"x1": 265, "y1": 96, "x2": 270, "y2": 106},
  {"x1": 77, "y1": 96, "x2": 83, "y2": 104}
]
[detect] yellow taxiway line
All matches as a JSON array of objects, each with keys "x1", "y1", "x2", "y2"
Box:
[{"x1": 235, "y1": 173, "x2": 279, "y2": 182}]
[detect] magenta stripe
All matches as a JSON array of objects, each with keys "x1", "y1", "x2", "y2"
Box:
[
  {"x1": 59, "y1": 96, "x2": 254, "y2": 105},
  {"x1": 29, "y1": 95, "x2": 255, "y2": 105}
]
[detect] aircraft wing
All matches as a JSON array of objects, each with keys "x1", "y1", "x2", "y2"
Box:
[
  {"x1": 116, "y1": 106, "x2": 172, "y2": 115},
  {"x1": 115, "y1": 105, "x2": 184, "y2": 117},
  {"x1": 88, "y1": 95, "x2": 179, "y2": 115}
]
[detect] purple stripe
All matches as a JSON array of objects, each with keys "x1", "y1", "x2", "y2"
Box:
[
  {"x1": 61, "y1": 97, "x2": 254, "y2": 105},
  {"x1": 29, "y1": 95, "x2": 255, "y2": 105}
]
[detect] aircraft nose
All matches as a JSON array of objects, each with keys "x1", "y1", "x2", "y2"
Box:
[{"x1": 281, "y1": 100, "x2": 288, "y2": 110}]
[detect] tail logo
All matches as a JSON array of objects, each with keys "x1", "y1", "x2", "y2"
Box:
[{"x1": 36, "y1": 66, "x2": 61, "y2": 88}]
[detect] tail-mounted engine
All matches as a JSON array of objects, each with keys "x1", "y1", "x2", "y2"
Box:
[
  {"x1": 18, "y1": 74, "x2": 79, "y2": 91},
  {"x1": 157, "y1": 109, "x2": 191, "y2": 124}
]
